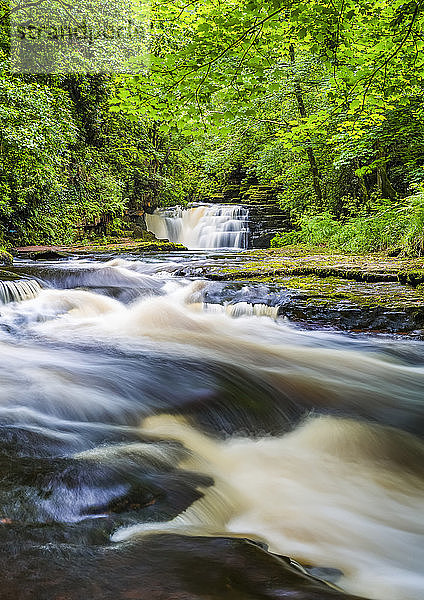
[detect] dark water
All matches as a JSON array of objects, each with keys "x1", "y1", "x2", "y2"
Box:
[{"x1": 0, "y1": 251, "x2": 423, "y2": 600}]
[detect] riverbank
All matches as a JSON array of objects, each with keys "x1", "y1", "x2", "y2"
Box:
[
  {"x1": 199, "y1": 245, "x2": 424, "y2": 333},
  {"x1": 12, "y1": 238, "x2": 187, "y2": 259}
]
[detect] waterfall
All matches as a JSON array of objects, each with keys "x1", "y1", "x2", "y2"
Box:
[
  {"x1": 0, "y1": 279, "x2": 42, "y2": 304},
  {"x1": 145, "y1": 204, "x2": 249, "y2": 249}
]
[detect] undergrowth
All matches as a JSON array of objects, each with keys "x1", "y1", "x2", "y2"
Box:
[{"x1": 271, "y1": 191, "x2": 424, "y2": 256}]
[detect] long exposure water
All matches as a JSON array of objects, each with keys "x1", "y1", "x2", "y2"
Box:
[
  {"x1": 0, "y1": 250, "x2": 423, "y2": 600},
  {"x1": 145, "y1": 204, "x2": 250, "y2": 249}
]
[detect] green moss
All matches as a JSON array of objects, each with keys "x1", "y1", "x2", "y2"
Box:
[
  {"x1": 0, "y1": 269, "x2": 21, "y2": 281},
  {"x1": 14, "y1": 239, "x2": 187, "y2": 258},
  {"x1": 250, "y1": 274, "x2": 417, "y2": 306},
  {"x1": 397, "y1": 270, "x2": 424, "y2": 286},
  {"x1": 205, "y1": 246, "x2": 424, "y2": 326},
  {"x1": 207, "y1": 244, "x2": 424, "y2": 286},
  {"x1": 0, "y1": 250, "x2": 13, "y2": 266},
  {"x1": 70, "y1": 240, "x2": 187, "y2": 254}
]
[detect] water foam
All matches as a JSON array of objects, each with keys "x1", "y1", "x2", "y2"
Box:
[
  {"x1": 146, "y1": 204, "x2": 249, "y2": 249},
  {"x1": 112, "y1": 414, "x2": 424, "y2": 600}
]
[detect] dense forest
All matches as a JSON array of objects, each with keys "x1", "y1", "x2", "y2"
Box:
[{"x1": 1, "y1": 0, "x2": 424, "y2": 253}]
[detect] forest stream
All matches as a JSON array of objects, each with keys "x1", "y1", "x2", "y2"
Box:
[
  {"x1": 4, "y1": 0, "x2": 424, "y2": 596},
  {"x1": 0, "y1": 245, "x2": 422, "y2": 600}
]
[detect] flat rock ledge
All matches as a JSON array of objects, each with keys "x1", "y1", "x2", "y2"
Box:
[
  {"x1": 206, "y1": 245, "x2": 424, "y2": 284},
  {"x1": 13, "y1": 239, "x2": 187, "y2": 258},
  {"x1": 203, "y1": 245, "x2": 424, "y2": 334}
]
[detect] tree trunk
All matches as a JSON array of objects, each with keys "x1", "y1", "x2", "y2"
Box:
[
  {"x1": 375, "y1": 142, "x2": 396, "y2": 199},
  {"x1": 355, "y1": 160, "x2": 369, "y2": 203},
  {"x1": 289, "y1": 45, "x2": 323, "y2": 206}
]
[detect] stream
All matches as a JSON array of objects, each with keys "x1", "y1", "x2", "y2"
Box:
[{"x1": 0, "y1": 249, "x2": 423, "y2": 600}]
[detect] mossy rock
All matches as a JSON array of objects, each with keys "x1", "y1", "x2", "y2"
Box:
[
  {"x1": 29, "y1": 250, "x2": 70, "y2": 261},
  {"x1": 397, "y1": 270, "x2": 424, "y2": 286},
  {"x1": 0, "y1": 250, "x2": 13, "y2": 266},
  {"x1": 0, "y1": 269, "x2": 21, "y2": 281}
]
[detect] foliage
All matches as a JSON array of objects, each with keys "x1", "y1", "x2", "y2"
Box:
[
  {"x1": 110, "y1": 0, "x2": 424, "y2": 232},
  {"x1": 2, "y1": 0, "x2": 424, "y2": 249},
  {"x1": 0, "y1": 69, "x2": 194, "y2": 243},
  {"x1": 271, "y1": 190, "x2": 424, "y2": 255}
]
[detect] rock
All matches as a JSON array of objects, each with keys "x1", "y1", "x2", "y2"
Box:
[
  {"x1": 247, "y1": 203, "x2": 291, "y2": 248},
  {"x1": 0, "y1": 250, "x2": 13, "y2": 266},
  {"x1": 29, "y1": 250, "x2": 69, "y2": 260},
  {"x1": 0, "y1": 444, "x2": 211, "y2": 527},
  {"x1": 131, "y1": 226, "x2": 147, "y2": 240},
  {"x1": 195, "y1": 246, "x2": 424, "y2": 333},
  {"x1": 0, "y1": 270, "x2": 21, "y2": 281},
  {"x1": 0, "y1": 534, "x2": 369, "y2": 599}
]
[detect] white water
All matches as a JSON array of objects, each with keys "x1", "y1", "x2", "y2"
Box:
[
  {"x1": 145, "y1": 204, "x2": 249, "y2": 249},
  {"x1": 0, "y1": 279, "x2": 41, "y2": 303},
  {"x1": 1, "y1": 254, "x2": 424, "y2": 600},
  {"x1": 113, "y1": 414, "x2": 424, "y2": 600}
]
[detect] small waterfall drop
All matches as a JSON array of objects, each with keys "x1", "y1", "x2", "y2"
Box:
[
  {"x1": 0, "y1": 279, "x2": 42, "y2": 304},
  {"x1": 145, "y1": 204, "x2": 249, "y2": 249}
]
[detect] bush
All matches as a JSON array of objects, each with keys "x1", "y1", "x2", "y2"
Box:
[{"x1": 271, "y1": 190, "x2": 424, "y2": 256}]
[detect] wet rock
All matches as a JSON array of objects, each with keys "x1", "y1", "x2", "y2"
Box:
[
  {"x1": 0, "y1": 520, "x2": 111, "y2": 547},
  {"x1": 305, "y1": 566, "x2": 344, "y2": 585},
  {"x1": 0, "y1": 534, "x2": 369, "y2": 600},
  {"x1": 273, "y1": 278, "x2": 424, "y2": 333},
  {"x1": 200, "y1": 250, "x2": 424, "y2": 333},
  {"x1": 172, "y1": 364, "x2": 301, "y2": 437},
  {"x1": 247, "y1": 204, "x2": 291, "y2": 248},
  {"x1": 0, "y1": 443, "x2": 212, "y2": 526},
  {"x1": 0, "y1": 250, "x2": 13, "y2": 266},
  {"x1": 0, "y1": 269, "x2": 21, "y2": 281},
  {"x1": 29, "y1": 250, "x2": 70, "y2": 260}
]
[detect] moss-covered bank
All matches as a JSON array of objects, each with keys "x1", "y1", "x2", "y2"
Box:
[
  {"x1": 200, "y1": 245, "x2": 424, "y2": 333},
  {"x1": 13, "y1": 239, "x2": 187, "y2": 258},
  {"x1": 205, "y1": 245, "x2": 424, "y2": 285}
]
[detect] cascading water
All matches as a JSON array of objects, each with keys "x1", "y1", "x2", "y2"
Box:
[
  {"x1": 145, "y1": 204, "x2": 249, "y2": 249},
  {"x1": 0, "y1": 279, "x2": 42, "y2": 303},
  {"x1": 0, "y1": 252, "x2": 423, "y2": 600}
]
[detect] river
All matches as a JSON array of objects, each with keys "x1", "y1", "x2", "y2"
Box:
[{"x1": 0, "y1": 249, "x2": 423, "y2": 600}]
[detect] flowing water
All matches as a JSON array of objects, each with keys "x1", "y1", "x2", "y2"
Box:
[
  {"x1": 0, "y1": 250, "x2": 423, "y2": 600},
  {"x1": 145, "y1": 204, "x2": 249, "y2": 249}
]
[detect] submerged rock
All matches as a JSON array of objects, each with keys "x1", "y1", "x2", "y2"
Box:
[{"x1": 0, "y1": 443, "x2": 211, "y2": 527}]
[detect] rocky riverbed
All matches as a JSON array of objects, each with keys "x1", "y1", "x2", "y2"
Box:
[
  {"x1": 0, "y1": 245, "x2": 423, "y2": 600},
  {"x1": 5, "y1": 242, "x2": 424, "y2": 334},
  {"x1": 179, "y1": 245, "x2": 424, "y2": 334}
]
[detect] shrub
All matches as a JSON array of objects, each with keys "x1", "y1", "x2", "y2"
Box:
[{"x1": 271, "y1": 190, "x2": 424, "y2": 256}]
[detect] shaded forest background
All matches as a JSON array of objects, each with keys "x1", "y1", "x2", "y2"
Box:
[{"x1": 1, "y1": 0, "x2": 424, "y2": 253}]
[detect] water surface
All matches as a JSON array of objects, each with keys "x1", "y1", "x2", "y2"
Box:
[{"x1": 0, "y1": 251, "x2": 423, "y2": 600}]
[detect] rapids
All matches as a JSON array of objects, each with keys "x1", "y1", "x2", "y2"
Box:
[{"x1": 0, "y1": 250, "x2": 423, "y2": 600}]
